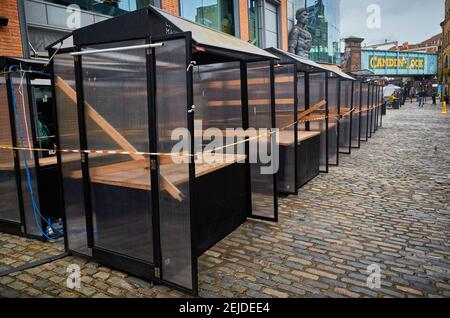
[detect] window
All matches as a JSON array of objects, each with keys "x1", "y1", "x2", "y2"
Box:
[
  {"x1": 264, "y1": 1, "x2": 279, "y2": 48},
  {"x1": 248, "y1": 0, "x2": 260, "y2": 46},
  {"x1": 180, "y1": 0, "x2": 236, "y2": 35},
  {"x1": 44, "y1": 1, "x2": 161, "y2": 16},
  {"x1": 287, "y1": 0, "x2": 295, "y2": 36}
]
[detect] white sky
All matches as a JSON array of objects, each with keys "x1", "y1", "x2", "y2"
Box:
[{"x1": 340, "y1": 0, "x2": 444, "y2": 47}]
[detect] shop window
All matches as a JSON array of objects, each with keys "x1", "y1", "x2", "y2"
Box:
[
  {"x1": 180, "y1": 0, "x2": 236, "y2": 35},
  {"x1": 248, "y1": 0, "x2": 260, "y2": 46}
]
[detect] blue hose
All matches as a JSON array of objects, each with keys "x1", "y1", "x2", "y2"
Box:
[{"x1": 8, "y1": 65, "x2": 63, "y2": 240}]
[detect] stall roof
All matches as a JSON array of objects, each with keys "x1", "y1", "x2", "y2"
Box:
[
  {"x1": 154, "y1": 8, "x2": 277, "y2": 60},
  {"x1": 266, "y1": 47, "x2": 356, "y2": 80},
  {"x1": 267, "y1": 47, "x2": 331, "y2": 73},
  {"x1": 49, "y1": 6, "x2": 277, "y2": 62},
  {"x1": 349, "y1": 69, "x2": 375, "y2": 78},
  {"x1": 320, "y1": 64, "x2": 355, "y2": 81}
]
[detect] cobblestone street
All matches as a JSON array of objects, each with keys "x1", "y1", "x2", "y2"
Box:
[{"x1": 0, "y1": 101, "x2": 449, "y2": 298}]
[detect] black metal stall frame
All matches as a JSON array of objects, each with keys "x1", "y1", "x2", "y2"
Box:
[
  {"x1": 337, "y1": 71, "x2": 356, "y2": 155},
  {"x1": 350, "y1": 80, "x2": 362, "y2": 149},
  {"x1": 47, "y1": 6, "x2": 279, "y2": 296},
  {"x1": 0, "y1": 57, "x2": 64, "y2": 242}
]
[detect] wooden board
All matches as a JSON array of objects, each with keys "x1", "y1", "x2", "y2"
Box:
[{"x1": 69, "y1": 154, "x2": 247, "y2": 192}]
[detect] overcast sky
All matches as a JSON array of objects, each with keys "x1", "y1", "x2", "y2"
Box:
[{"x1": 340, "y1": 0, "x2": 444, "y2": 47}]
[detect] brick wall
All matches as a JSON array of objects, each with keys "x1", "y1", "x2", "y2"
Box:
[
  {"x1": 162, "y1": 0, "x2": 179, "y2": 15},
  {"x1": 0, "y1": 0, "x2": 24, "y2": 57},
  {"x1": 280, "y1": 0, "x2": 288, "y2": 50},
  {"x1": 239, "y1": 0, "x2": 249, "y2": 41}
]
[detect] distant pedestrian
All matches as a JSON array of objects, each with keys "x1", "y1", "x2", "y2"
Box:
[{"x1": 418, "y1": 90, "x2": 426, "y2": 108}]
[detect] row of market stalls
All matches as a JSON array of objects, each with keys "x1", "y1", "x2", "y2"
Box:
[{"x1": 0, "y1": 7, "x2": 385, "y2": 295}]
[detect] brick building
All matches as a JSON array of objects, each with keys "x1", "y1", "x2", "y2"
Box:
[
  {"x1": 0, "y1": 0, "x2": 341, "y2": 63},
  {"x1": 441, "y1": 0, "x2": 450, "y2": 98},
  {"x1": 0, "y1": 0, "x2": 24, "y2": 56}
]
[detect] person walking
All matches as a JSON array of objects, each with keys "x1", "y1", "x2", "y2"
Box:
[{"x1": 418, "y1": 90, "x2": 426, "y2": 108}]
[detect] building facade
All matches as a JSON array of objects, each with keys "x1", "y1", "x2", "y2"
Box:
[
  {"x1": 440, "y1": 0, "x2": 450, "y2": 99},
  {"x1": 1, "y1": 0, "x2": 341, "y2": 63}
]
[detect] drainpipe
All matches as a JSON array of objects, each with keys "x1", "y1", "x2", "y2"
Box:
[{"x1": 17, "y1": 0, "x2": 30, "y2": 58}]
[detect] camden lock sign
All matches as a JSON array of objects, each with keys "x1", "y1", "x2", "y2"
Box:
[{"x1": 361, "y1": 50, "x2": 438, "y2": 76}]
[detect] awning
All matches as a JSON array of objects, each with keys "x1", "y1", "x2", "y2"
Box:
[
  {"x1": 319, "y1": 64, "x2": 355, "y2": 81},
  {"x1": 154, "y1": 8, "x2": 277, "y2": 61}
]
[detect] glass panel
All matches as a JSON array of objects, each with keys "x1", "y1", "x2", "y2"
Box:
[
  {"x1": 247, "y1": 61, "x2": 275, "y2": 219},
  {"x1": 0, "y1": 76, "x2": 21, "y2": 223},
  {"x1": 360, "y1": 83, "x2": 369, "y2": 141},
  {"x1": 308, "y1": 72, "x2": 327, "y2": 171},
  {"x1": 155, "y1": 38, "x2": 193, "y2": 290},
  {"x1": 327, "y1": 76, "x2": 338, "y2": 165},
  {"x1": 54, "y1": 53, "x2": 88, "y2": 255},
  {"x1": 180, "y1": 0, "x2": 236, "y2": 35},
  {"x1": 303, "y1": 0, "x2": 341, "y2": 64},
  {"x1": 339, "y1": 80, "x2": 352, "y2": 153},
  {"x1": 193, "y1": 61, "x2": 248, "y2": 253},
  {"x1": 11, "y1": 74, "x2": 42, "y2": 237},
  {"x1": 82, "y1": 40, "x2": 153, "y2": 263},
  {"x1": 351, "y1": 81, "x2": 361, "y2": 148},
  {"x1": 274, "y1": 64, "x2": 295, "y2": 193},
  {"x1": 248, "y1": 0, "x2": 260, "y2": 46},
  {"x1": 297, "y1": 73, "x2": 306, "y2": 131},
  {"x1": 44, "y1": 1, "x2": 160, "y2": 16},
  {"x1": 264, "y1": 2, "x2": 279, "y2": 48}
]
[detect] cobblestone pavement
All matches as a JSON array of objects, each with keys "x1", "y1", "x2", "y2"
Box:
[
  {"x1": 0, "y1": 101, "x2": 449, "y2": 298},
  {"x1": 0, "y1": 233, "x2": 64, "y2": 272}
]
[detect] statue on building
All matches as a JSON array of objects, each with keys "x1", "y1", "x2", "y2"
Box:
[{"x1": 288, "y1": 8, "x2": 312, "y2": 59}]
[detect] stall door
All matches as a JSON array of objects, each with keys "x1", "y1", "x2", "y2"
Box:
[
  {"x1": 246, "y1": 61, "x2": 278, "y2": 221},
  {"x1": 153, "y1": 35, "x2": 196, "y2": 294},
  {"x1": 81, "y1": 39, "x2": 155, "y2": 277}
]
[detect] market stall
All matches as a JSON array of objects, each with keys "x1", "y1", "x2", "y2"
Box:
[
  {"x1": 266, "y1": 48, "x2": 331, "y2": 191},
  {"x1": 48, "y1": 6, "x2": 278, "y2": 295},
  {"x1": 351, "y1": 80, "x2": 362, "y2": 148}
]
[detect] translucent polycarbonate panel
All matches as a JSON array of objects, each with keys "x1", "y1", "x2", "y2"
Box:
[
  {"x1": 297, "y1": 73, "x2": 306, "y2": 131},
  {"x1": 54, "y1": 53, "x2": 88, "y2": 255},
  {"x1": 327, "y1": 77, "x2": 338, "y2": 165},
  {"x1": 193, "y1": 62, "x2": 243, "y2": 150},
  {"x1": 351, "y1": 81, "x2": 361, "y2": 148},
  {"x1": 0, "y1": 76, "x2": 21, "y2": 223},
  {"x1": 155, "y1": 38, "x2": 193, "y2": 290},
  {"x1": 339, "y1": 81, "x2": 352, "y2": 153},
  {"x1": 308, "y1": 72, "x2": 327, "y2": 171},
  {"x1": 82, "y1": 40, "x2": 153, "y2": 263},
  {"x1": 247, "y1": 61, "x2": 275, "y2": 219},
  {"x1": 11, "y1": 74, "x2": 41, "y2": 236},
  {"x1": 360, "y1": 83, "x2": 369, "y2": 141},
  {"x1": 275, "y1": 64, "x2": 295, "y2": 193}
]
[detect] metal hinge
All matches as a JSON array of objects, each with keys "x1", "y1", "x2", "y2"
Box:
[
  {"x1": 81, "y1": 152, "x2": 86, "y2": 163},
  {"x1": 21, "y1": 225, "x2": 25, "y2": 233},
  {"x1": 150, "y1": 159, "x2": 157, "y2": 170},
  {"x1": 154, "y1": 267, "x2": 161, "y2": 279},
  {"x1": 146, "y1": 48, "x2": 153, "y2": 55},
  {"x1": 87, "y1": 248, "x2": 93, "y2": 257}
]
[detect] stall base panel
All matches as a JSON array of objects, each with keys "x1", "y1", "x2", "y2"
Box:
[
  {"x1": 297, "y1": 134, "x2": 320, "y2": 188},
  {"x1": 194, "y1": 162, "x2": 248, "y2": 257}
]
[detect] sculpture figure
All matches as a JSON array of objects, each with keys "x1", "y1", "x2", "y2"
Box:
[{"x1": 288, "y1": 8, "x2": 312, "y2": 59}]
